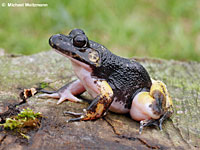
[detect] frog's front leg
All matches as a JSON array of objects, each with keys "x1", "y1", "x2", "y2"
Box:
[
  {"x1": 65, "y1": 80, "x2": 113, "y2": 122},
  {"x1": 38, "y1": 79, "x2": 86, "y2": 104},
  {"x1": 130, "y1": 80, "x2": 173, "y2": 134}
]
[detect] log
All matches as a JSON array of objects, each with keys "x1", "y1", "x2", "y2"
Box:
[{"x1": 0, "y1": 50, "x2": 199, "y2": 150}]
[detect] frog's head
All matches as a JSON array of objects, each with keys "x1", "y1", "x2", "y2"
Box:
[{"x1": 49, "y1": 29, "x2": 102, "y2": 68}]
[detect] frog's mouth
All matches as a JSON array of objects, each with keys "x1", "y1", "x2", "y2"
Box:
[{"x1": 59, "y1": 50, "x2": 92, "y2": 72}]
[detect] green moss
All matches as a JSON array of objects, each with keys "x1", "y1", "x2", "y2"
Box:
[
  {"x1": 0, "y1": 108, "x2": 42, "y2": 130},
  {"x1": 39, "y1": 82, "x2": 49, "y2": 89},
  {"x1": 1, "y1": 118, "x2": 23, "y2": 130},
  {"x1": 17, "y1": 108, "x2": 42, "y2": 120}
]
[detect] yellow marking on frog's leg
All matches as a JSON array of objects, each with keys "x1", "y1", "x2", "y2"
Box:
[
  {"x1": 150, "y1": 80, "x2": 173, "y2": 116},
  {"x1": 82, "y1": 103, "x2": 105, "y2": 120},
  {"x1": 136, "y1": 92, "x2": 155, "y2": 105},
  {"x1": 98, "y1": 80, "x2": 113, "y2": 97},
  {"x1": 82, "y1": 80, "x2": 113, "y2": 120},
  {"x1": 67, "y1": 80, "x2": 113, "y2": 122}
]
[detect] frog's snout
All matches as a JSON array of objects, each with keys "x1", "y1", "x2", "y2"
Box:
[
  {"x1": 49, "y1": 34, "x2": 69, "y2": 49},
  {"x1": 49, "y1": 34, "x2": 58, "y2": 48}
]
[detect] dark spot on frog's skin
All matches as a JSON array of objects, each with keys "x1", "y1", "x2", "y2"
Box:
[
  {"x1": 161, "y1": 85, "x2": 166, "y2": 95},
  {"x1": 100, "y1": 96, "x2": 109, "y2": 104},
  {"x1": 149, "y1": 104, "x2": 152, "y2": 108}
]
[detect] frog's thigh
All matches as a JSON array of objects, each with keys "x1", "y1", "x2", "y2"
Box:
[
  {"x1": 82, "y1": 80, "x2": 114, "y2": 120},
  {"x1": 130, "y1": 92, "x2": 160, "y2": 121}
]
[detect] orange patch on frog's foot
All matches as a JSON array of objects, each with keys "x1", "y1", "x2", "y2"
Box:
[{"x1": 66, "y1": 103, "x2": 106, "y2": 122}]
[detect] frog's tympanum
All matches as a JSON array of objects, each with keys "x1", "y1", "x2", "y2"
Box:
[{"x1": 39, "y1": 29, "x2": 173, "y2": 133}]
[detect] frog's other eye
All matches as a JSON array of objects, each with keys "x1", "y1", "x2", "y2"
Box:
[{"x1": 73, "y1": 34, "x2": 88, "y2": 48}]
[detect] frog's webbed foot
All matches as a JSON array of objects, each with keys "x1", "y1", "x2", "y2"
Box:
[
  {"x1": 139, "y1": 110, "x2": 173, "y2": 134},
  {"x1": 157, "y1": 110, "x2": 173, "y2": 130},
  {"x1": 139, "y1": 119, "x2": 159, "y2": 134},
  {"x1": 65, "y1": 80, "x2": 113, "y2": 122},
  {"x1": 38, "y1": 80, "x2": 86, "y2": 104}
]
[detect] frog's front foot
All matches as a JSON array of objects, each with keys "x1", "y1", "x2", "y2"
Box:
[
  {"x1": 65, "y1": 97, "x2": 111, "y2": 122},
  {"x1": 64, "y1": 108, "x2": 99, "y2": 122},
  {"x1": 130, "y1": 80, "x2": 173, "y2": 134},
  {"x1": 65, "y1": 80, "x2": 113, "y2": 122},
  {"x1": 64, "y1": 110, "x2": 85, "y2": 122},
  {"x1": 38, "y1": 80, "x2": 86, "y2": 104}
]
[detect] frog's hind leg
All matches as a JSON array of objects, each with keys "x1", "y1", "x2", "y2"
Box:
[
  {"x1": 130, "y1": 80, "x2": 173, "y2": 134},
  {"x1": 130, "y1": 91, "x2": 161, "y2": 134},
  {"x1": 38, "y1": 79, "x2": 86, "y2": 104}
]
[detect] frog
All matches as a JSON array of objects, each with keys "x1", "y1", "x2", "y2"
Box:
[{"x1": 38, "y1": 29, "x2": 173, "y2": 133}]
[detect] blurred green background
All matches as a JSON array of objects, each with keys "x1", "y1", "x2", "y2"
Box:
[{"x1": 0, "y1": 0, "x2": 200, "y2": 61}]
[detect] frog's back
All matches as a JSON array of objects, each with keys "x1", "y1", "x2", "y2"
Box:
[
  {"x1": 91, "y1": 48, "x2": 152, "y2": 109},
  {"x1": 109, "y1": 57, "x2": 152, "y2": 109}
]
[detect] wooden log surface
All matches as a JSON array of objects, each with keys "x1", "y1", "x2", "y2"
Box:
[{"x1": 0, "y1": 50, "x2": 199, "y2": 150}]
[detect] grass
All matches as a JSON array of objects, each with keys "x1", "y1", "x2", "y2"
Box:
[{"x1": 0, "y1": 0, "x2": 200, "y2": 61}]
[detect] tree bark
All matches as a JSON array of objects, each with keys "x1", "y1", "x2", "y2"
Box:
[{"x1": 0, "y1": 51, "x2": 199, "y2": 150}]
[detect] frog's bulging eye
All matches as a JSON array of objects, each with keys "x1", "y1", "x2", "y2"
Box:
[{"x1": 73, "y1": 34, "x2": 88, "y2": 48}]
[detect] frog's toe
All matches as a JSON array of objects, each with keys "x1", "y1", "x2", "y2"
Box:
[
  {"x1": 158, "y1": 110, "x2": 173, "y2": 130},
  {"x1": 66, "y1": 115, "x2": 85, "y2": 123},
  {"x1": 64, "y1": 110, "x2": 86, "y2": 122},
  {"x1": 139, "y1": 119, "x2": 159, "y2": 134},
  {"x1": 57, "y1": 93, "x2": 83, "y2": 104},
  {"x1": 63, "y1": 111, "x2": 84, "y2": 116},
  {"x1": 66, "y1": 112, "x2": 102, "y2": 122},
  {"x1": 138, "y1": 110, "x2": 173, "y2": 134},
  {"x1": 37, "y1": 92, "x2": 59, "y2": 99}
]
